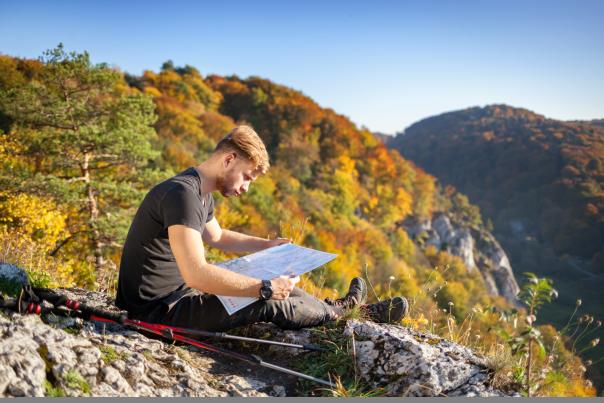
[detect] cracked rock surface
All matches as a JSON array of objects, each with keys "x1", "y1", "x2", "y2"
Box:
[
  {"x1": 344, "y1": 320, "x2": 515, "y2": 397},
  {"x1": 0, "y1": 310, "x2": 282, "y2": 397}
]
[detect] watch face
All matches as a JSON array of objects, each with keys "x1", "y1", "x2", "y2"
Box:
[{"x1": 260, "y1": 287, "x2": 272, "y2": 299}]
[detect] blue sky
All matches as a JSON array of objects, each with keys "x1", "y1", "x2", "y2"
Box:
[{"x1": 1, "y1": 0, "x2": 603, "y2": 133}]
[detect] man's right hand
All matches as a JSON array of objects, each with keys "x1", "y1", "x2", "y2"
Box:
[{"x1": 269, "y1": 275, "x2": 300, "y2": 300}]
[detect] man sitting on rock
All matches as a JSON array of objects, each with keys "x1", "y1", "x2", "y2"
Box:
[{"x1": 116, "y1": 125, "x2": 408, "y2": 331}]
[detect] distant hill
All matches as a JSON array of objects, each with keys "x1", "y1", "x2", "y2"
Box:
[
  {"x1": 389, "y1": 104, "x2": 604, "y2": 381},
  {"x1": 391, "y1": 104, "x2": 604, "y2": 265},
  {"x1": 576, "y1": 119, "x2": 604, "y2": 130}
]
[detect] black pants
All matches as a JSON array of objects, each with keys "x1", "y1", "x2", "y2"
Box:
[{"x1": 135, "y1": 287, "x2": 339, "y2": 331}]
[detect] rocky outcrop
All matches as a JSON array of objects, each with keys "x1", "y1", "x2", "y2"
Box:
[
  {"x1": 344, "y1": 320, "x2": 517, "y2": 396},
  {"x1": 470, "y1": 228, "x2": 521, "y2": 304},
  {"x1": 0, "y1": 264, "x2": 516, "y2": 397},
  {"x1": 400, "y1": 213, "x2": 520, "y2": 304},
  {"x1": 0, "y1": 310, "x2": 286, "y2": 397}
]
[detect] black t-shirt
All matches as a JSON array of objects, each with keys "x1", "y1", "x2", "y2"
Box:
[{"x1": 116, "y1": 167, "x2": 214, "y2": 314}]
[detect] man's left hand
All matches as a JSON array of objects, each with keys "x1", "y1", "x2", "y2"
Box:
[{"x1": 265, "y1": 237, "x2": 292, "y2": 248}]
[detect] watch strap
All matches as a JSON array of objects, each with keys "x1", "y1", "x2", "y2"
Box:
[{"x1": 260, "y1": 279, "x2": 272, "y2": 300}]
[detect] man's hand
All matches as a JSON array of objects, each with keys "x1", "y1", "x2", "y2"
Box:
[
  {"x1": 270, "y1": 275, "x2": 299, "y2": 300},
  {"x1": 265, "y1": 237, "x2": 292, "y2": 249}
]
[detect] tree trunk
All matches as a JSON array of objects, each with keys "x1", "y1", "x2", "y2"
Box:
[{"x1": 82, "y1": 152, "x2": 104, "y2": 271}]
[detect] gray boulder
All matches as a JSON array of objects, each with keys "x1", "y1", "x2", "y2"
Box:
[{"x1": 344, "y1": 320, "x2": 516, "y2": 397}]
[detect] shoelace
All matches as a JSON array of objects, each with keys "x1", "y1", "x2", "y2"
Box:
[{"x1": 324, "y1": 294, "x2": 358, "y2": 309}]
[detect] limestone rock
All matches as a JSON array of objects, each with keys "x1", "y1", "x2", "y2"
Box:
[
  {"x1": 0, "y1": 286, "x2": 276, "y2": 397},
  {"x1": 344, "y1": 320, "x2": 515, "y2": 397},
  {"x1": 470, "y1": 228, "x2": 520, "y2": 303},
  {"x1": 399, "y1": 213, "x2": 520, "y2": 304}
]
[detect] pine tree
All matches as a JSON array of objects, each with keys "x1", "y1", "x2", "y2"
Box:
[{"x1": 0, "y1": 45, "x2": 161, "y2": 283}]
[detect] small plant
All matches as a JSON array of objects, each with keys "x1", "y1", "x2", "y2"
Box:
[
  {"x1": 26, "y1": 268, "x2": 53, "y2": 289},
  {"x1": 500, "y1": 273, "x2": 557, "y2": 396},
  {"x1": 44, "y1": 380, "x2": 65, "y2": 397},
  {"x1": 557, "y1": 298, "x2": 602, "y2": 358},
  {"x1": 99, "y1": 344, "x2": 128, "y2": 364},
  {"x1": 292, "y1": 321, "x2": 383, "y2": 397},
  {"x1": 325, "y1": 375, "x2": 386, "y2": 397},
  {"x1": 63, "y1": 370, "x2": 90, "y2": 395}
]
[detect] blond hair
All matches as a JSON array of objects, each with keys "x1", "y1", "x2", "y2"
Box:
[{"x1": 214, "y1": 125, "x2": 270, "y2": 174}]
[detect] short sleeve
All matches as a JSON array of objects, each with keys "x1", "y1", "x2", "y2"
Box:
[
  {"x1": 205, "y1": 194, "x2": 215, "y2": 223},
  {"x1": 161, "y1": 183, "x2": 203, "y2": 231}
]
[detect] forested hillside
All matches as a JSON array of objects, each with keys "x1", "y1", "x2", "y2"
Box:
[
  {"x1": 391, "y1": 105, "x2": 604, "y2": 264},
  {"x1": 0, "y1": 48, "x2": 597, "y2": 396},
  {"x1": 390, "y1": 104, "x2": 604, "y2": 389}
]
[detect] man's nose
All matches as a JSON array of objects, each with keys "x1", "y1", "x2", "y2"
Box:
[{"x1": 241, "y1": 182, "x2": 250, "y2": 193}]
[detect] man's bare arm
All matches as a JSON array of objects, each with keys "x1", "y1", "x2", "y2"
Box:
[
  {"x1": 202, "y1": 217, "x2": 289, "y2": 253},
  {"x1": 168, "y1": 224, "x2": 297, "y2": 298}
]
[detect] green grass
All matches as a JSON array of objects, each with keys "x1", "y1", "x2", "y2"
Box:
[
  {"x1": 141, "y1": 349, "x2": 155, "y2": 362},
  {"x1": 43, "y1": 380, "x2": 66, "y2": 397},
  {"x1": 291, "y1": 320, "x2": 386, "y2": 397},
  {"x1": 337, "y1": 305, "x2": 368, "y2": 322},
  {"x1": 327, "y1": 377, "x2": 386, "y2": 397},
  {"x1": 99, "y1": 344, "x2": 129, "y2": 364},
  {"x1": 63, "y1": 370, "x2": 90, "y2": 395},
  {"x1": 62, "y1": 327, "x2": 81, "y2": 336},
  {"x1": 26, "y1": 268, "x2": 53, "y2": 289}
]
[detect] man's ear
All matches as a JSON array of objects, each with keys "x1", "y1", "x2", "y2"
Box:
[{"x1": 223, "y1": 152, "x2": 237, "y2": 168}]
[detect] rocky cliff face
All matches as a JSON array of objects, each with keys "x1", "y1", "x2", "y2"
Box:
[
  {"x1": 399, "y1": 213, "x2": 520, "y2": 304},
  {"x1": 0, "y1": 265, "x2": 517, "y2": 397}
]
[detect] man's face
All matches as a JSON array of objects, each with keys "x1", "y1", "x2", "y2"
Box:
[{"x1": 216, "y1": 153, "x2": 259, "y2": 198}]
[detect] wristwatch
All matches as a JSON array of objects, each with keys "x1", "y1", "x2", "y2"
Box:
[{"x1": 259, "y1": 279, "x2": 273, "y2": 300}]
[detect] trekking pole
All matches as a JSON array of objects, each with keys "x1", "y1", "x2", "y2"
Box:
[
  {"x1": 137, "y1": 323, "x2": 326, "y2": 352},
  {"x1": 1, "y1": 292, "x2": 334, "y2": 388},
  {"x1": 32, "y1": 287, "x2": 326, "y2": 352},
  {"x1": 25, "y1": 288, "x2": 335, "y2": 388},
  {"x1": 119, "y1": 318, "x2": 335, "y2": 387}
]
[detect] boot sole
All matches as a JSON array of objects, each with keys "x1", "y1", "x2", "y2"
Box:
[
  {"x1": 357, "y1": 277, "x2": 368, "y2": 305},
  {"x1": 349, "y1": 277, "x2": 368, "y2": 306}
]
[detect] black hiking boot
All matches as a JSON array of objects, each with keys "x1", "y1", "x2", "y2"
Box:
[
  {"x1": 362, "y1": 296, "x2": 409, "y2": 323},
  {"x1": 324, "y1": 277, "x2": 368, "y2": 309}
]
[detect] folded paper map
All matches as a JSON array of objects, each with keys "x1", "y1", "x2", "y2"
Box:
[{"x1": 215, "y1": 243, "x2": 338, "y2": 315}]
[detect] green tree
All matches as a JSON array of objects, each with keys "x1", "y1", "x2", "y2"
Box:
[{"x1": 0, "y1": 45, "x2": 160, "y2": 281}]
